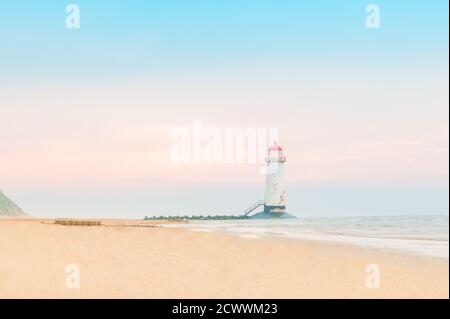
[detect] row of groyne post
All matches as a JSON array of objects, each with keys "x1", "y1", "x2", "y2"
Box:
[
  {"x1": 144, "y1": 215, "x2": 249, "y2": 221},
  {"x1": 54, "y1": 219, "x2": 102, "y2": 226}
]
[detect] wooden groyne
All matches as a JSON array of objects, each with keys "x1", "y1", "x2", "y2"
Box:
[{"x1": 54, "y1": 219, "x2": 102, "y2": 226}]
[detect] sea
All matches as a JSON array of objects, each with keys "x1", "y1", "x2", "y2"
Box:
[{"x1": 164, "y1": 215, "x2": 449, "y2": 259}]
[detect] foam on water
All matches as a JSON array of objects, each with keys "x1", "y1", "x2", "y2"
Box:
[{"x1": 164, "y1": 215, "x2": 449, "y2": 258}]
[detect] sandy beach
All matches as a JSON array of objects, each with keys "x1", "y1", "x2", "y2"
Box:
[{"x1": 0, "y1": 218, "x2": 448, "y2": 299}]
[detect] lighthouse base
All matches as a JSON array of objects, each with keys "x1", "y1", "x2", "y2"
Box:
[
  {"x1": 264, "y1": 205, "x2": 286, "y2": 214},
  {"x1": 249, "y1": 206, "x2": 296, "y2": 219},
  {"x1": 249, "y1": 211, "x2": 296, "y2": 219}
]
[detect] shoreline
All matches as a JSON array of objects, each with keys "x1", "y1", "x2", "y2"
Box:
[
  {"x1": 3, "y1": 217, "x2": 448, "y2": 260},
  {"x1": 163, "y1": 219, "x2": 450, "y2": 260},
  {"x1": 1, "y1": 218, "x2": 448, "y2": 298},
  {"x1": 188, "y1": 227, "x2": 450, "y2": 261}
]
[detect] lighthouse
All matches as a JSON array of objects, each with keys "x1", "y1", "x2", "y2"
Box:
[
  {"x1": 263, "y1": 142, "x2": 287, "y2": 215},
  {"x1": 243, "y1": 142, "x2": 294, "y2": 219}
]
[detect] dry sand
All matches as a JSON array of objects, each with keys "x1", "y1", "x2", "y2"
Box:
[{"x1": 0, "y1": 218, "x2": 448, "y2": 298}]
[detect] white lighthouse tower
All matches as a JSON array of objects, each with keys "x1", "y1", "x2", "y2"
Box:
[
  {"x1": 263, "y1": 142, "x2": 286, "y2": 215},
  {"x1": 242, "y1": 142, "x2": 293, "y2": 218}
]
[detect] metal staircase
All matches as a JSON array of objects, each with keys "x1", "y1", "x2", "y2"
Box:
[{"x1": 243, "y1": 200, "x2": 265, "y2": 216}]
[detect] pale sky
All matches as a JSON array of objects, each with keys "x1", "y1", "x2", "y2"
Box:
[{"x1": 0, "y1": 0, "x2": 448, "y2": 218}]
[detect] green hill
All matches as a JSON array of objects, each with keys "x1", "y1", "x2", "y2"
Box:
[{"x1": 0, "y1": 190, "x2": 27, "y2": 217}]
